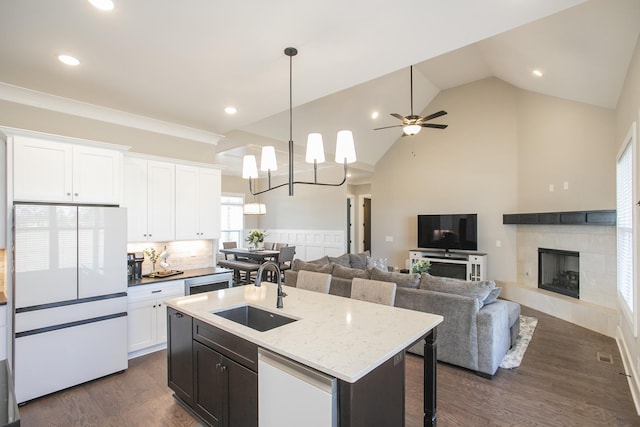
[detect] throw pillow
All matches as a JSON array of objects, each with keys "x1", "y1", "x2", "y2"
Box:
[
  {"x1": 483, "y1": 287, "x2": 502, "y2": 305},
  {"x1": 420, "y1": 274, "x2": 495, "y2": 307},
  {"x1": 306, "y1": 255, "x2": 330, "y2": 265},
  {"x1": 348, "y1": 251, "x2": 370, "y2": 269},
  {"x1": 366, "y1": 256, "x2": 388, "y2": 270},
  {"x1": 368, "y1": 267, "x2": 420, "y2": 289},
  {"x1": 332, "y1": 264, "x2": 371, "y2": 280},
  {"x1": 329, "y1": 253, "x2": 351, "y2": 267},
  {"x1": 292, "y1": 259, "x2": 335, "y2": 274}
]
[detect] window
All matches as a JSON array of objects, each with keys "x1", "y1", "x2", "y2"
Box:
[
  {"x1": 220, "y1": 193, "x2": 244, "y2": 250},
  {"x1": 617, "y1": 122, "x2": 637, "y2": 336}
]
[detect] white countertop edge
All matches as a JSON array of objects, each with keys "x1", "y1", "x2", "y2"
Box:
[{"x1": 165, "y1": 283, "x2": 443, "y2": 383}]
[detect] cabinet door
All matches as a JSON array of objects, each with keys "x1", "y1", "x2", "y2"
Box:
[
  {"x1": 72, "y1": 146, "x2": 121, "y2": 204},
  {"x1": 198, "y1": 168, "x2": 221, "y2": 240},
  {"x1": 175, "y1": 165, "x2": 200, "y2": 240},
  {"x1": 167, "y1": 308, "x2": 193, "y2": 406},
  {"x1": 194, "y1": 341, "x2": 226, "y2": 427},
  {"x1": 122, "y1": 157, "x2": 149, "y2": 242},
  {"x1": 13, "y1": 136, "x2": 73, "y2": 203},
  {"x1": 127, "y1": 298, "x2": 157, "y2": 353},
  {"x1": 155, "y1": 289, "x2": 184, "y2": 345},
  {"x1": 226, "y1": 356, "x2": 257, "y2": 427},
  {"x1": 147, "y1": 160, "x2": 175, "y2": 242}
]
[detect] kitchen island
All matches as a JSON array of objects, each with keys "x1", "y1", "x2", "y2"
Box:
[{"x1": 165, "y1": 283, "x2": 442, "y2": 427}]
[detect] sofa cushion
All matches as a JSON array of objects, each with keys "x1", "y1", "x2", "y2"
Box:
[
  {"x1": 332, "y1": 264, "x2": 371, "y2": 280},
  {"x1": 292, "y1": 259, "x2": 334, "y2": 274},
  {"x1": 329, "y1": 253, "x2": 351, "y2": 267},
  {"x1": 369, "y1": 267, "x2": 420, "y2": 289},
  {"x1": 348, "y1": 251, "x2": 370, "y2": 269},
  {"x1": 420, "y1": 273, "x2": 495, "y2": 307}
]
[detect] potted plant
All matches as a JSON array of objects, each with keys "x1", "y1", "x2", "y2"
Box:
[
  {"x1": 411, "y1": 258, "x2": 431, "y2": 275},
  {"x1": 246, "y1": 230, "x2": 267, "y2": 250}
]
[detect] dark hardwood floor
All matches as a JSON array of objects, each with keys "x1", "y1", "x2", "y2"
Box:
[{"x1": 19, "y1": 305, "x2": 639, "y2": 426}]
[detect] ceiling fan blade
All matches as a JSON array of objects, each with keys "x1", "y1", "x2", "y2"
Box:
[
  {"x1": 390, "y1": 113, "x2": 406, "y2": 121},
  {"x1": 421, "y1": 123, "x2": 448, "y2": 129},
  {"x1": 418, "y1": 110, "x2": 448, "y2": 123},
  {"x1": 374, "y1": 124, "x2": 404, "y2": 130}
]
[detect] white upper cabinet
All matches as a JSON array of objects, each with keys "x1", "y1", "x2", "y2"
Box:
[
  {"x1": 12, "y1": 136, "x2": 121, "y2": 205},
  {"x1": 175, "y1": 165, "x2": 221, "y2": 240},
  {"x1": 123, "y1": 157, "x2": 175, "y2": 242}
]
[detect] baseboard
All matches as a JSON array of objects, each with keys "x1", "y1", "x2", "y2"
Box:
[
  {"x1": 617, "y1": 325, "x2": 640, "y2": 415},
  {"x1": 127, "y1": 343, "x2": 167, "y2": 360}
]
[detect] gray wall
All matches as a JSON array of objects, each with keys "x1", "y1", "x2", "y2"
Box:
[{"x1": 371, "y1": 77, "x2": 615, "y2": 281}]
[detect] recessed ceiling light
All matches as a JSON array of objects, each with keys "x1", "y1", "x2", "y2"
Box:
[
  {"x1": 58, "y1": 55, "x2": 80, "y2": 66},
  {"x1": 532, "y1": 69, "x2": 544, "y2": 77},
  {"x1": 224, "y1": 106, "x2": 237, "y2": 115},
  {"x1": 371, "y1": 111, "x2": 379, "y2": 119},
  {"x1": 88, "y1": 0, "x2": 114, "y2": 11}
]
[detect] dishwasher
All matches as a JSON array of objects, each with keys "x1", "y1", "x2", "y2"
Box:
[{"x1": 258, "y1": 348, "x2": 337, "y2": 427}]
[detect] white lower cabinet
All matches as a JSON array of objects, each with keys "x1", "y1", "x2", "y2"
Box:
[
  {"x1": 0, "y1": 305, "x2": 6, "y2": 360},
  {"x1": 127, "y1": 280, "x2": 184, "y2": 358}
]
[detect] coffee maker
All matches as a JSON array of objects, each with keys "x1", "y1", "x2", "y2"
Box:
[{"x1": 127, "y1": 252, "x2": 144, "y2": 280}]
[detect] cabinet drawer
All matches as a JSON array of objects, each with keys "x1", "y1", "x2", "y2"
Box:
[{"x1": 193, "y1": 319, "x2": 258, "y2": 372}]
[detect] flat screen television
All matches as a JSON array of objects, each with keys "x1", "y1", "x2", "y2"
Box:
[{"x1": 417, "y1": 214, "x2": 478, "y2": 251}]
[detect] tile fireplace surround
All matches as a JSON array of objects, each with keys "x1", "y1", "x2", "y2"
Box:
[{"x1": 503, "y1": 224, "x2": 617, "y2": 337}]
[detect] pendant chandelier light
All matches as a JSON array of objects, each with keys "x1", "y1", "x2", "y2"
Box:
[{"x1": 242, "y1": 47, "x2": 357, "y2": 196}]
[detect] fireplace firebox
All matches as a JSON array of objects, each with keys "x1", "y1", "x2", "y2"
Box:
[{"x1": 538, "y1": 248, "x2": 580, "y2": 298}]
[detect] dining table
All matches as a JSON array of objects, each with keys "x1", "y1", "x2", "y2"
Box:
[{"x1": 219, "y1": 247, "x2": 281, "y2": 263}]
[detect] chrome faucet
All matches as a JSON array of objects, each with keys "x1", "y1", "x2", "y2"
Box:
[{"x1": 255, "y1": 261, "x2": 287, "y2": 309}]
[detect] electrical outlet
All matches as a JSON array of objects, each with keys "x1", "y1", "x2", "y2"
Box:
[
  {"x1": 496, "y1": 240, "x2": 502, "y2": 248},
  {"x1": 549, "y1": 184, "x2": 554, "y2": 192},
  {"x1": 563, "y1": 181, "x2": 569, "y2": 190},
  {"x1": 385, "y1": 236, "x2": 393, "y2": 242}
]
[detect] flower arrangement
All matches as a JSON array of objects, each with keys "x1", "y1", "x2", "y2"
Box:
[
  {"x1": 246, "y1": 230, "x2": 267, "y2": 248},
  {"x1": 411, "y1": 258, "x2": 431, "y2": 275},
  {"x1": 143, "y1": 247, "x2": 159, "y2": 271}
]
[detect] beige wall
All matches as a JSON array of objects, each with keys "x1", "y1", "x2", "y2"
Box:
[
  {"x1": 517, "y1": 91, "x2": 616, "y2": 211},
  {"x1": 615, "y1": 34, "x2": 640, "y2": 403},
  {"x1": 372, "y1": 78, "x2": 520, "y2": 278},
  {"x1": 371, "y1": 77, "x2": 616, "y2": 281}
]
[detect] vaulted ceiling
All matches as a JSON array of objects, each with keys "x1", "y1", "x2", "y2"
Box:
[{"x1": 1, "y1": 0, "x2": 639, "y2": 183}]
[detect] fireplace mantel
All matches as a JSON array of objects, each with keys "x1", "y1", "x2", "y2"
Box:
[{"x1": 503, "y1": 209, "x2": 615, "y2": 226}]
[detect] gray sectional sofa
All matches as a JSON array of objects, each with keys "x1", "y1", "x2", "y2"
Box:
[{"x1": 283, "y1": 252, "x2": 521, "y2": 378}]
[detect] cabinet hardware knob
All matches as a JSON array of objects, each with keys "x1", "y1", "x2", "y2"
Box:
[
  {"x1": 215, "y1": 363, "x2": 221, "y2": 369},
  {"x1": 152, "y1": 290, "x2": 161, "y2": 293},
  {"x1": 220, "y1": 365, "x2": 227, "y2": 372},
  {"x1": 158, "y1": 303, "x2": 162, "y2": 307},
  {"x1": 74, "y1": 193, "x2": 78, "y2": 196},
  {"x1": 153, "y1": 304, "x2": 156, "y2": 308},
  {"x1": 67, "y1": 193, "x2": 71, "y2": 196}
]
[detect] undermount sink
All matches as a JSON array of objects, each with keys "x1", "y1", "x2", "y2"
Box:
[{"x1": 213, "y1": 305, "x2": 297, "y2": 332}]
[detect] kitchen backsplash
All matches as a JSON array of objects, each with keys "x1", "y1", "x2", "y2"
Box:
[{"x1": 127, "y1": 240, "x2": 216, "y2": 275}]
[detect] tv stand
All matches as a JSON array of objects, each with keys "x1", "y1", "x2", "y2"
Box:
[{"x1": 409, "y1": 249, "x2": 487, "y2": 281}]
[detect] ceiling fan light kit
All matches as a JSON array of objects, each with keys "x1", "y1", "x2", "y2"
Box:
[
  {"x1": 242, "y1": 47, "x2": 357, "y2": 196},
  {"x1": 374, "y1": 65, "x2": 449, "y2": 136}
]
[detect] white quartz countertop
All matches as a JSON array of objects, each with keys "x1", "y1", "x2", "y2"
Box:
[{"x1": 165, "y1": 283, "x2": 443, "y2": 383}]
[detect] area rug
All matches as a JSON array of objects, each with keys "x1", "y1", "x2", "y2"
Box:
[{"x1": 500, "y1": 315, "x2": 538, "y2": 369}]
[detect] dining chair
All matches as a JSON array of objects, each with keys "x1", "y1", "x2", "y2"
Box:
[
  {"x1": 262, "y1": 241, "x2": 275, "y2": 250},
  {"x1": 296, "y1": 270, "x2": 331, "y2": 294},
  {"x1": 350, "y1": 278, "x2": 397, "y2": 306},
  {"x1": 222, "y1": 241, "x2": 237, "y2": 260},
  {"x1": 274, "y1": 242, "x2": 289, "y2": 250},
  {"x1": 277, "y1": 246, "x2": 296, "y2": 272}
]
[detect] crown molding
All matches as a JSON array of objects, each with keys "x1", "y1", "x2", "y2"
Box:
[{"x1": 0, "y1": 82, "x2": 224, "y2": 145}]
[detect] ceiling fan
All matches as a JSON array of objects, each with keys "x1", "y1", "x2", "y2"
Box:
[{"x1": 374, "y1": 65, "x2": 448, "y2": 136}]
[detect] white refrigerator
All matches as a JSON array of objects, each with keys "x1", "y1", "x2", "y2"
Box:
[{"x1": 13, "y1": 204, "x2": 128, "y2": 404}]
